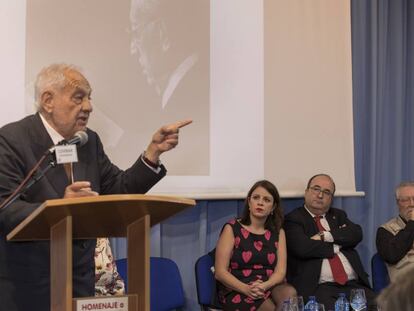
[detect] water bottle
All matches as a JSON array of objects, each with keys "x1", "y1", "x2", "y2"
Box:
[
  {"x1": 304, "y1": 296, "x2": 317, "y2": 311},
  {"x1": 334, "y1": 293, "x2": 350, "y2": 311},
  {"x1": 282, "y1": 299, "x2": 291, "y2": 311}
]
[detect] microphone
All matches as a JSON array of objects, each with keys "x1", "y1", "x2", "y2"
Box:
[
  {"x1": 66, "y1": 131, "x2": 88, "y2": 147},
  {"x1": 46, "y1": 131, "x2": 89, "y2": 155},
  {"x1": 1, "y1": 131, "x2": 89, "y2": 210}
]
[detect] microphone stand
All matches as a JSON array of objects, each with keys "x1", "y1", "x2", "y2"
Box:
[
  {"x1": 0, "y1": 133, "x2": 85, "y2": 211},
  {"x1": 0, "y1": 153, "x2": 57, "y2": 211}
]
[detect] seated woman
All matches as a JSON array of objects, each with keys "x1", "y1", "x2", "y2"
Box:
[{"x1": 215, "y1": 180, "x2": 296, "y2": 311}]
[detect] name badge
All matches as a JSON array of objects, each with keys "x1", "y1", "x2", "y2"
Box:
[{"x1": 55, "y1": 145, "x2": 78, "y2": 164}]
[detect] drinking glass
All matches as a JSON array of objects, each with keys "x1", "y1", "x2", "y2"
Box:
[
  {"x1": 315, "y1": 303, "x2": 325, "y2": 311},
  {"x1": 282, "y1": 300, "x2": 295, "y2": 311},
  {"x1": 350, "y1": 288, "x2": 367, "y2": 311},
  {"x1": 290, "y1": 296, "x2": 304, "y2": 311}
]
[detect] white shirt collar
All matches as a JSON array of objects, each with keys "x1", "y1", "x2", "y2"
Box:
[
  {"x1": 39, "y1": 113, "x2": 65, "y2": 145},
  {"x1": 304, "y1": 205, "x2": 326, "y2": 218}
]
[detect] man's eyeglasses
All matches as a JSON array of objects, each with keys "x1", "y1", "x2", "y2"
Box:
[
  {"x1": 397, "y1": 196, "x2": 414, "y2": 204},
  {"x1": 309, "y1": 186, "x2": 333, "y2": 197}
]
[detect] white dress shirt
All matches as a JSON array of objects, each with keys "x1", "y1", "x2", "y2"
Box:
[{"x1": 304, "y1": 205, "x2": 358, "y2": 284}]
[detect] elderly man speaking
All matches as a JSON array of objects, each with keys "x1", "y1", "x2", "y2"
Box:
[{"x1": 0, "y1": 63, "x2": 191, "y2": 311}]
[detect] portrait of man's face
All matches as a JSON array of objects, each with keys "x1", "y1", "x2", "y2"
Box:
[
  {"x1": 25, "y1": 0, "x2": 210, "y2": 176},
  {"x1": 129, "y1": 0, "x2": 205, "y2": 109},
  {"x1": 130, "y1": 1, "x2": 168, "y2": 92}
]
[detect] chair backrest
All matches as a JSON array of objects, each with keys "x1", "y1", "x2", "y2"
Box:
[
  {"x1": 371, "y1": 253, "x2": 390, "y2": 293},
  {"x1": 115, "y1": 257, "x2": 185, "y2": 311},
  {"x1": 195, "y1": 253, "x2": 222, "y2": 310},
  {"x1": 115, "y1": 258, "x2": 128, "y2": 292}
]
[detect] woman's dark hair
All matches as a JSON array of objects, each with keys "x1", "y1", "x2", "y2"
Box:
[{"x1": 240, "y1": 180, "x2": 283, "y2": 233}]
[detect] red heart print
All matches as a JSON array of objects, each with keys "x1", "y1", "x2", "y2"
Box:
[
  {"x1": 242, "y1": 251, "x2": 252, "y2": 263},
  {"x1": 232, "y1": 294, "x2": 241, "y2": 303},
  {"x1": 242, "y1": 269, "x2": 252, "y2": 277},
  {"x1": 234, "y1": 236, "x2": 241, "y2": 248},
  {"x1": 267, "y1": 253, "x2": 276, "y2": 265},
  {"x1": 254, "y1": 240, "x2": 263, "y2": 252},
  {"x1": 241, "y1": 228, "x2": 250, "y2": 239}
]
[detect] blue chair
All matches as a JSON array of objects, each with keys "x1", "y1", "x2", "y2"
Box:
[
  {"x1": 195, "y1": 253, "x2": 222, "y2": 310},
  {"x1": 116, "y1": 257, "x2": 185, "y2": 311},
  {"x1": 371, "y1": 253, "x2": 390, "y2": 293},
  {"x1": 115, "y1": 257, "x2": 128, "y2": 291}
]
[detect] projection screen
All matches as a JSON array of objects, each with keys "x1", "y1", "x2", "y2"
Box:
[{"x1": 0, "y1": 0, "x2": 361, "y2": 198}]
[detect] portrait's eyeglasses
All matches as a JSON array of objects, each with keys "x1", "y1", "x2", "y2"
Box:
[
  {"x1": 397, "y1": 196, "x2": 414, "y2": 204},
  {"x1": 309, "y1": 186, "x2": 333, "y2": 197}
]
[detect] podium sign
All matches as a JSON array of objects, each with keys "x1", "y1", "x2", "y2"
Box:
[
  {"x1": 7, "y1": 194, "x2": 195, "y2": 311},
  {"x1": 75, "y1": 296, "x2": 130, "y2": 311}
]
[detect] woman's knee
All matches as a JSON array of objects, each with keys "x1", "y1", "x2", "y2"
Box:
[
  {"x1": 271, "y1": 283, "x2": 297, "y2": 299},
  {"x1": 284, "y1": 284, "x2": 297, "y2": 297}
]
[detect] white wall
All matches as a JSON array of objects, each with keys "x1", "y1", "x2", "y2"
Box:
[{"x1": 0, "y1": 1, "x2": 26, "y2": 125}]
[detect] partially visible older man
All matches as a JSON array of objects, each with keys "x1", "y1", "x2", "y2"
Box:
[
  {"x1": 376, "y1": 266, "x2": 414, "y2": 311},
  {"x1": 0, "y1": 63, "x2": 191, "y2": 311},
  {"x1": 284, "y1": 174, "x2": 376, "y2": 310},
  {"x1": 376, "y1": 182, "x2": 414, "y2": 282}
]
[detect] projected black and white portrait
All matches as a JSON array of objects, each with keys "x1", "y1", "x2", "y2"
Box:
[{"x1": 25, "y1": 0, "x2": 210, "y2": 176}]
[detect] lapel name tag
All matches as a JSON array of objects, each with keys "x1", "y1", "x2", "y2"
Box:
[{"x1": 55, "y1": 145, "x2": 78, "y2": 164}]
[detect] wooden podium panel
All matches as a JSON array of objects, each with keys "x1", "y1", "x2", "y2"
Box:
[
  {"x1": 7, "y1": 194, "x2": 195, "y2": 311},
  {"x1": 7, "y1": 194, "x2": 194, "y2": 241}
]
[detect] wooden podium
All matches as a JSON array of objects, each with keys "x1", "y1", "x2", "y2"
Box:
[{"x1": 7, "y1": 194, "x2": 195, "y2": 311}]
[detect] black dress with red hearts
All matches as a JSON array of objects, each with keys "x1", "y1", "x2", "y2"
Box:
[{"x1": 218, "y1": 219, "x2": 279, "y2": 311}]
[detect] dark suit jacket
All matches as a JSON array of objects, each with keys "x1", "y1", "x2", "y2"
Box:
[
  {"x1": 0, "y1": 113, "x2": 166, "y2": 311},
  {"x1": 284, "y1": 206, "x2": 370, "y2": 298}
]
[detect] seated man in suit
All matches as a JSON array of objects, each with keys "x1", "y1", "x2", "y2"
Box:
[
  {"x1": 376, "y1": 182, "x2": 414, "y2": 282},
  {"x1": 284, "y1": 174, "x2": 376, "y2": 310},
  {"x1": 0, "y1": 63, "x2": 191, "y2": 311}
]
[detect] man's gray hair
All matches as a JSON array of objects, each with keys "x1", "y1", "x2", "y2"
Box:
[
  {"x1": 395, "y1": 181, "x2": 414, "y2": 199},
  {"x1": 377, "y1": 266, "x2": 414, "y2": 311},
  {"x1": 34, "y1": 63, "x2": 80, "y2": 111}
]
